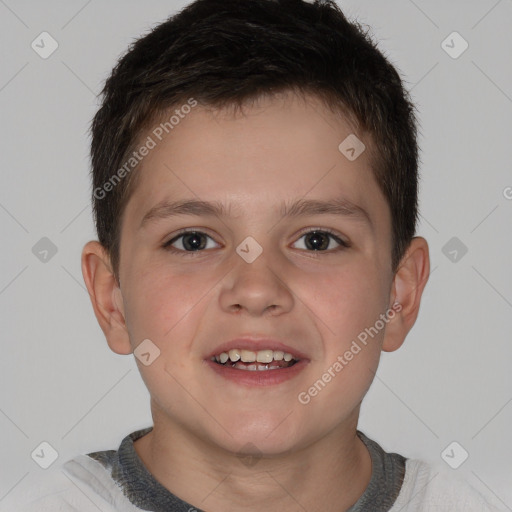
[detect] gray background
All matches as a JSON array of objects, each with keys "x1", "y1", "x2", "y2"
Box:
[{"x1": 1, "y1": 0, "x2": 511, "y2": 509}]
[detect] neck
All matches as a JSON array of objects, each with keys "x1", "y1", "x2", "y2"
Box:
[{"x1": 134, "y1": 409, "x2": 372, "y2": 512}]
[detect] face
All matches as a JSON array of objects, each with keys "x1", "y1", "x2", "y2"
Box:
[{"x1": 115, "y1": 92, "x2": 395, "y2": 455}]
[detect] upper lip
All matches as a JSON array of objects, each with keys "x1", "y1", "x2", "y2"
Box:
[{"x1": 207, "y1": 336, "x2": 309, "y2": 360}]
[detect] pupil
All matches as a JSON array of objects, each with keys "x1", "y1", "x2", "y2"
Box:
[
  {"x1": 183, "y1": 232, "x2": 206, "y2": 251},
  {"x1": 306, "y1": 231, "x2": 328, "y2": 251}
]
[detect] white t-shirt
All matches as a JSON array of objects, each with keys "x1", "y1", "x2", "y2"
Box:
[{"x1": 5, "y1": 429, "x2": 505, "y2": 512}]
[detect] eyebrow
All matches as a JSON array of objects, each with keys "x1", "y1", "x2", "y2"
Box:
[{"x1": 139, "y1": 197, "x2": 372, "y2": 229}]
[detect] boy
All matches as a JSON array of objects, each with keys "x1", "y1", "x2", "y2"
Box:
[{"x1": 17, "y1": 0, "x2": 503, "y2": 510}]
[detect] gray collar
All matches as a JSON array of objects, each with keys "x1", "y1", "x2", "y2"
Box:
[{"x1": 88, "y1": 428, "x2": 405, "y2": 511}]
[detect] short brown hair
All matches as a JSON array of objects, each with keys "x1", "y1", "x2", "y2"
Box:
[{"x1": 90, "y1": 0, "x2": 419, "y2": 281}]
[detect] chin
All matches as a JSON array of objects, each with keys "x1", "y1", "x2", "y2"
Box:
[{"x1": 208, "y1": 411, "x2": 304, "y2": 457}]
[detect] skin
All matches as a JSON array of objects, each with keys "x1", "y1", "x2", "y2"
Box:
[{"x1": 82, "y1": 91, "x2": 429, "y2": 512}]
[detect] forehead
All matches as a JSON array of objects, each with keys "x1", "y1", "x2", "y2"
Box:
[{"x1": 122, "y1": 91, "x2": 387, "y2": 230}]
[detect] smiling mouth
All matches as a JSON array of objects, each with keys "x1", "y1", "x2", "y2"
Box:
[{"x1": 210, "y1": 348, "x2": 299, "y2": 371}]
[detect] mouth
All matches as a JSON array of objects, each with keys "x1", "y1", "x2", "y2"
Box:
[
  {"x1": 206, "y1": 337, "x2": 309, "y2": 386},
  {"x1": 210, "y1": 348, "x2": 299, "y2": 371}
]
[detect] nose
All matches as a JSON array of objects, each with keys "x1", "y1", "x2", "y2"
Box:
[{"x1": 218, "y1": 248, "x2": 294, "y2": 317}]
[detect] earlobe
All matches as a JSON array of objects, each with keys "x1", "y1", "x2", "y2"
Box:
[
  {"x1": 382, "y1": 237, "x2": 430, "y2": 352},
  {"x1": 81, "y1": 241, "x2": 132, "y2": 355}
]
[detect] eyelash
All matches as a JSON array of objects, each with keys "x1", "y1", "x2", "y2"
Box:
[{"x1": 162, "y1": 228, "x2": 350, "y2": 256}]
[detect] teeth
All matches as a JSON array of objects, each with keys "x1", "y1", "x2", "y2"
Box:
[
  {"x1": 232, "y1": 362, "x2": 285, "y2": 371},
  {"x1": 240, "y1": 349, "x2": 256, "y2": 363},
  {"x1": 213, "y1": 348, "x2": 299, "y2": 365},
  {"x1": 228, "y1": 349, "x2": 241, "y2": 362},
  {"x1": 256, "y1": 349, "x2": 273, "y2": 363},
  {"x1": 273, "y1": 350, "x2": 284, "y2": 361}
]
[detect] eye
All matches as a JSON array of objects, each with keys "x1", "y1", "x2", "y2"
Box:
[
  {"x1": 163, "y1": 228, "x2": 349, "y2": 255},
  {"x1": 292, "y1": 229, "x2": 349, "y2": 252},
  {"x1": 164, "y1": 230, "x2": 219, "y2": 253}
]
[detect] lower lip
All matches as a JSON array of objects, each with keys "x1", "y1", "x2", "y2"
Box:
[{"x1": 205, "y1": 359, "x2": 309, "y2": 387}]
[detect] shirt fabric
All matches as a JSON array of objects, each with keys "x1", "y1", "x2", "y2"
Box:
[{"x1": 13, "y1": 427, "x2": 503, "y2": 512}]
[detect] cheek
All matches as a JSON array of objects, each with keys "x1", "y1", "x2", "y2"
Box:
[
  {"x1": 122, "y1": 268, "x2": 210, "y2": 409},
  {"x1": 304, "y1": 265, "x2": 389, "y2": 407},
  {"x1": 300, "y1": 262, "x2": 388, "y2": 395},
  {"x1": 298, "y1": 270, "x2": 385, "y2": 421},
  {"x1": 302, "y1": 260, "x2": 389, "y2": 339},
  {"x1": 122, "y1": 266, "x2": 211, "y2": 348}
]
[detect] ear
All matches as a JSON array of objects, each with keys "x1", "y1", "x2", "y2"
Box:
[
  {"x1": 81, "y1": 241, "x2": 132, "y2": 355},
  {"x1": 382, "y1": 237, "x2": 430, "y2": 352}
]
